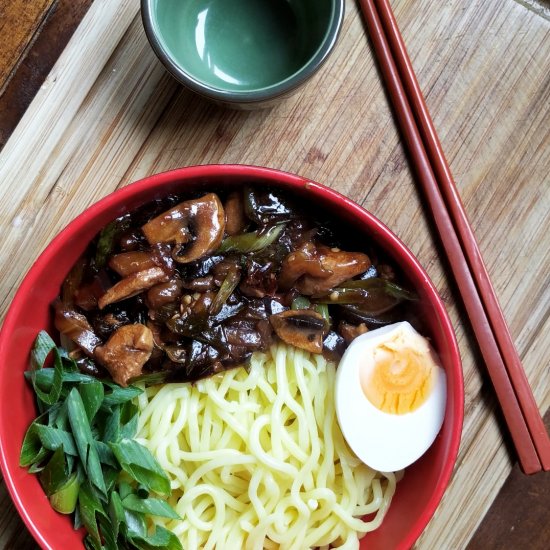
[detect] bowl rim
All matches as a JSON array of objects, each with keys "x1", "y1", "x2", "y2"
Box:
[
  {"x1": 140, "y1": 0, "x2": 345, "y2": 103},
  {"x1": 0, "y1": 164, "x2": 464, "y2": 549}
]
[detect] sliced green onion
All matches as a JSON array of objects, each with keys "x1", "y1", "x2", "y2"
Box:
[
  {"x1": 291, "y1": 296, "x2": 311, "y2": 310},
  {"x1": 102, "y1": 383, "x2": 143, "y2": 409},
  {"x1": 20, "y1": 410, "x2": 53, "y2": 467},
  {"x1": 128, "y1": 525, "x2": 183, "y2": 550},
  {"x1": 30, "y1": 423, "x2": 78, "y2": 456},
  {"x1": 21, "y1": 332, "x2": 182, "y2": 549},
  {"x1": 78, "y1": 380, "x2": 104, "y2": 423},
  {"x1": 314, "y1": 278, "x2": 417, "y2": 315},
  {"x1": 30, "y1": 331, "x2": 63, "y2": 407},
  {"x1": 217, "y1": 223, "x2": 286, "y2": 254},
  {"x1": 108, "y1": 491, "x2": 125, "y2": 542},
  {"x1": 120, "y1": 401, "x2": 139, "y2": 440},
  {"x1": 49, "y1": 472, "x2": 80, "y2": 514},
  {"x1": 39, "y1": 445, "x2": 69, "y2": 495},
  {"x1": 128, "y1": 371, "x2": 170, "y2": 386},
  {"x1": 95, "y1": 440, "x2": 118, "y2": 468},
  {"x1": 210, "y1": 267, "x2": 241, "y2": 315},
  {"x1": 121, "y1": 494, "x2": 181, "y2": 519},
  {"x1": 336, "y1": 277, "x2": 417, "y2": 300},
  {"x1": 314, "y1": 303, "x2": 331, "y2": 323},
  {"x1": 79, "y1": 481, "x2": 108, "y2": 545},
  {"x1": 95, "y1": 215, "x2": 131, "y2": 269},
  {"x1": 122, "y1": 507, "x2": 148, "y2": 538},
  {"x1": 67, "y1": 388, "x2": 106, "y2": 496},
  {"x1": 25, "y1": 369, "x2": 97, "y2": 390},
  {"x1": 110, "y1": 439, "x2": 171, "y2": 496},
  {"x1": 314, "y1": 287, "x2": 371, "y2": 305}
]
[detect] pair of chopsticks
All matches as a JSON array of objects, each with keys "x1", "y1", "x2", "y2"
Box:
[{"x1": 358, "y1": 0, "x2": 550, "y2": 474}]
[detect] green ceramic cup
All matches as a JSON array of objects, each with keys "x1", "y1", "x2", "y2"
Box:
[{"x1": 141, "y1": 0, "x2": 344, "y2": 108}]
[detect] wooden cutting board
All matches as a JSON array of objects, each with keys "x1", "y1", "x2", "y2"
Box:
[{"x1": 0, "y1": 0, "x2": 548, "y2": 548}]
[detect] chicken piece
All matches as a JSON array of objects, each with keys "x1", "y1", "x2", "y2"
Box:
[
  {"x1": 94, "y1": 324, "x2": 153, "y2": 386},
  {"x1": 53, "y1": 299, "x2": 102, "y2": 355},
  {"x1": 108, "y1": 251, "x2": 156, "y2": 277},
  {"x1": 98, "y1": 267, "x2": 169, "y2": 309},
  {"x1": 279, "y1": 243, "x2": 371, "y2": 296}
]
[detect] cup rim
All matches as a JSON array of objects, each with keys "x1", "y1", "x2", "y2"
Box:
[{"x1": 141, "y1": 0, "x2": 345, "y2": 103}]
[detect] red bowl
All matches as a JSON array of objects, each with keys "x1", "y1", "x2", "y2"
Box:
[{"x1": 0, "y1": 165, "x2": 463, "y2": 550}]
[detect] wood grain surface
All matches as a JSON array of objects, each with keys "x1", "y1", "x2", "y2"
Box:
[
  {"x1": 467, "y1": 412, "x2": 550, "y2": 550},
  {"x1": 0, "y1": 0, "x2": 548, "y2": 548},
  {"x1": 0, "y1": 0, "x2": 55, "y2": 90},
  {"x1": 0, "y1": 0, "x2": 94, "y2": 149}
]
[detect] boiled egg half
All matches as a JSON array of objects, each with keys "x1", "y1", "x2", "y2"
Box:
[{"x1": 335, "y1": 321, "x2": 446, "y2": 471}]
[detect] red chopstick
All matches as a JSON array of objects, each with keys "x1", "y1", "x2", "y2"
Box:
[
  {"x1": 371, "y1": 0, "x2": 550, "y2": 473},
  {"x1": 358, "y1": 0, "x2": 550, "y2": 474}
]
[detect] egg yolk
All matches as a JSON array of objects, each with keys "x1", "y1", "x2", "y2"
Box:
[{"x1": 360, "y1": 341, "x2": 436, "y2": 414}]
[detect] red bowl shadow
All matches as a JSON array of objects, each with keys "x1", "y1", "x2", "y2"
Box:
[{"x1": 0, "y1": 164, "x2": 463, "y2": 550}]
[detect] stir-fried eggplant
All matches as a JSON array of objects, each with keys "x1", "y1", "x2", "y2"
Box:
[{"x1": 54, "y1": 188, "x2": 417, "y2": 386}]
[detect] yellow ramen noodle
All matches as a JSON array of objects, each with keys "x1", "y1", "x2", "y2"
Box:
[{"x1": 135, "y1": 343, "x2": 400, "y2": 550}]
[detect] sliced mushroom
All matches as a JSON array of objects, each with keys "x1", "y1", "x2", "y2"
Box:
[
  {"x1": 141, "y1": 204, "x2": 191, "y2": 246},
  {"x1": 109, "y1": 251, "x2": 156, "y2": 277},
  {"x1": 269, "y1": 309, "x2": 328, "y2": 353},
  {"x1": 338, "y1": 321, "x2": 369, "y2": 344},
  {"x1": 94, "y1": 323, "x2": 153, "y2": 386},
  {"x1": 146, "y1": 279, "x2": 183, "y2": 310},
  {"x1": 53, "y1": 299, "x2": 102, "y2": 355},
  {"x1": 224, "y1": 191, "x2": 247, "y2": 236},
  {"x1": 279, "y1": 242, "x2": 371, "y2": 296},
  {"x1": 180, "y1": 276, "x2": 215, "y2": 291},
  {"x1": 98, "y1": 267, "x2": 169, "y2": 309},
  {"x1": 141, "y1": 193, "x2": 226, "y2": 264}
]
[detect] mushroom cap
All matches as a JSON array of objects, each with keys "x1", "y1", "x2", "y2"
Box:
[
  {"x1": 269, "y1": 309, "x2": 329, "y2": 354},
  {"x1": 94, "y1": 323, "x2": 154, "y2": 386},
  {"x1": 141, "y1": 193, "x2": 226, "y2": 264},
  {"x1": 98, "y1": 267, "x2": 169, "y2": 309}
]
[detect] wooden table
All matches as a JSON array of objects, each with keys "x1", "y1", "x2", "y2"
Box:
[{"x1": 0, "y1": 0, "x2": 549, "y2": 548}]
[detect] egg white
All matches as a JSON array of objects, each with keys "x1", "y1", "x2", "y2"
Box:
[{"x1": 335, "y1": 322, "x2": 447, "y2": 472}]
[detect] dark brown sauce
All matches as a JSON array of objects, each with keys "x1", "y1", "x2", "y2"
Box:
[{"x1": 54, "y1": 187, "x2": 418, "y2": 386}]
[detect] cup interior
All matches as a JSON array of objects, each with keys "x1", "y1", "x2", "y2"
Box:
[{"x1": 146, "y1": 0, "x2": 339, "y2": 94}]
